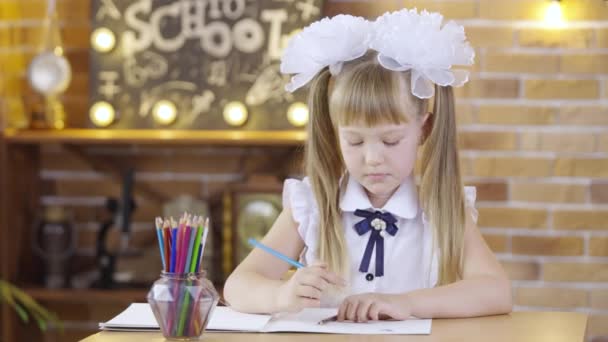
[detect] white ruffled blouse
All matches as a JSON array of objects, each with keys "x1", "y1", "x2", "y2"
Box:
[{"x1": 282, "y1": 175, "x2": 477, "y2": 306}]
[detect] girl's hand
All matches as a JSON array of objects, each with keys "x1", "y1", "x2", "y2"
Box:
[
  {"x1": 276, "y1": 262, "x2": 346, "y2": 313},
  {"x1": 337, "y1": 293, "x2": 412, "y2": 322}
]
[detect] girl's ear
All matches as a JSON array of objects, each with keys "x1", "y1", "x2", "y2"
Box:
[{"x1": 420, "y1": 111, "x2": 434, "y2": 145}]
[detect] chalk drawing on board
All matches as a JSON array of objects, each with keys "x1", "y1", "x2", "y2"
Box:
[
  {"x1": 124, "y1": 51, "x2": 169, "y2": 87},
  {"x1": 295, "y1": 0, "x2": 320, "y2": 21},
  {"x1": 96, "y1": 0, "x2": 121, "y2": 21},
  {"x1": 208, "y1": 60, "x2": 228, "y2": 87},
  {"x1": 98, "y1": 71, "x2": 121, "y2": 100},
  {"x1": 245, "y1": 63, "x2": 291, "y2": 106},
  {"x1": 139, "y1": 81, "x2": 197, "y2": 117}
]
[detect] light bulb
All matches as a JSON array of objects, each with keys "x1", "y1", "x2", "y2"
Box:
[
  {"x1": 286, "y1": 102, "x2": 309, "y2": 127},
  {"x1": 223, "y1": 101, "x2": 248, "y2": 126},
  {"x1": 91, "y1": 27, "x2": 116, "y2": 53},
  {"x1": 544, "y1": 1, "x2": 564, "y2": 28},
  {"x1": 90, "y1": 101, "x2": 115, "y2": 127},
  {"x1": 152, "y1": 100, "x2": 178, "y2": 126}
]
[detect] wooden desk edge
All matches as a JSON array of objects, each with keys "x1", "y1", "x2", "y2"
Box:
[{"x1": 79, "y1": 311, "x2": 589, "y2": 342}]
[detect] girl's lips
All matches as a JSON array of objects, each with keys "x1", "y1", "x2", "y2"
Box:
[{"x1": 366, "y1": 173, "x2": 388, "y2": 181}]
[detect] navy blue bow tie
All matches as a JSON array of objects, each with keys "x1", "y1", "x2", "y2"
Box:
[{"x1": 353, "y1": 209, "x2": 399, "y2": 277}]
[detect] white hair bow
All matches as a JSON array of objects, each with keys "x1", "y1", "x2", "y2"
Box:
[
  {"x1": 370, "y1": 8, "x2": 475, "y2": 98},
  {"x1": 280, "y1": 15, "x2": 371, "y2": 93},
  {"x1": 280, "y1": 8, "x2": 475, "y2": 99}
]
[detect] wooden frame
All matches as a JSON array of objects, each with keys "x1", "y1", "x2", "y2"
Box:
[
  {"x1": 221, "y1": 175, "x2": 283, "y2": 278},
  {"x1": 0, "y1": 136, "x2": 43, "y2": 342}
]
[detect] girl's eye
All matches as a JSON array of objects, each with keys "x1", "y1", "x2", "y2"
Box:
[
  {"x1": 383, "y1": 140, "x2": 400, "y2": 146},
  {"x1": 348, "y1": 141, "x2": 363, "y2": 146}
]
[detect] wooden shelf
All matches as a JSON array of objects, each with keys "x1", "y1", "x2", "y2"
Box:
[
  {"x1": 24, "y1": 287, "x2": 148, "y2": 303},
  {"x1": 3, "y1": 128, "x2": 306, "y2": 146}
]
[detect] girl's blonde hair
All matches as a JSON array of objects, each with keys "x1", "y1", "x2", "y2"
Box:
[{"x1": 304, "y1": 52, "x2": 465, "y2": 285}]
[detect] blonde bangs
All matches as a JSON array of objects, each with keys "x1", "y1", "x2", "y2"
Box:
[{"x1": 329, "y1": 62, "x2": 413, "y2": 127}]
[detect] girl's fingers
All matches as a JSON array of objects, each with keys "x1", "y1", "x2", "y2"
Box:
[
  {"x1": 297, "y1": 265, "x2": 346, "y2": 287},
  {"x1": 356, "y1": 300, "x2": 373, "y2": 323},
  {"x1": 299, "y1": 273, "x2": 329, "y2": 292},
  {"x1": 295, "y1": 284, "x2": 322, "y2": 300},
  {"x1": 368, "y1": 302, "x2": 381, "y2": 321},
  {"x1": 337, "y1": 301, "x2": 348, "y2": 321},
  {"x1": 298, "y1": 297, "x2": 321, "y2": 308},
  {"x1": 312, "y1": 267, "x2": 347, "y2": 286},
  {"x1": 345, "y1": 300, "x2": 359, "y2": 321},
  {"x1": 380, "y1": 305, "x2": 408, "y2": 321}
]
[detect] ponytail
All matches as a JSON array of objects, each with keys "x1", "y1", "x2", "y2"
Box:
[
  {"x1": 419, "y1": 85, "x2": 465, "y2": 285},
  {"x1": 305, "y1": 69, "x2": 349, "y2": 276}
]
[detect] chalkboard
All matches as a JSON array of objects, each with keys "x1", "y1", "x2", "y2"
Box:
[{"x1": 90, "y1": 0, "x2": 324, "y2": 129}]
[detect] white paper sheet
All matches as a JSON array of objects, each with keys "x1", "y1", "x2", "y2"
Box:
[
  {"x1": 99, "y1": 303, "x2": 158, "y2": 329},
  {"x1": 99, "y1": 303, "x2": 270, "y2": 332},
  {"x1": 99, "y1": 303, "x2": 431, "y2": 335},
  {"x1": 265, "y1": 308, "x2": 431, "y2": 334}
]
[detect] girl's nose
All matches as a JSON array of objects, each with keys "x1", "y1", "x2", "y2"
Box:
[{"x1": 364, "y1": 144, "x2": 383, "y2": 166}]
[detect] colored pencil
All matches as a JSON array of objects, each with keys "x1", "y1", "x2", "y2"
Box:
[
  {"x1": 162, "y1": 219, "x2": 171, "y2": 273},
  {"x1": 247, "y1": 238, "x2": 304, "y2": 269},
  {"x1": 184, "y1": 217, "x2": 197, "y2": 273},
  {"x1": 189, "y1": 217, "x2": 205, "y2": 273},
  {"x1": 155, "y1": 217, "x2": 166, "y2": 271},
  {"x1": 170, "y1": 220, "x2": 178, "y2": 274}
]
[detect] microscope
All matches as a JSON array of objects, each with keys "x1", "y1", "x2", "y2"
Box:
[{"x1": 93, "y1": 168, "x2": 138, "y2": 289}]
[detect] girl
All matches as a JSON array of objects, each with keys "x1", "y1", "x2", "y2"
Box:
[{"x1": 224, "y1": 9, "x2": 512, "y2": 322}]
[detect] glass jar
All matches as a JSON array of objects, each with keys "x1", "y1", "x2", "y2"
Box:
[{"x1": 147, "y1": 271, "x2": 219, "y2": 340}]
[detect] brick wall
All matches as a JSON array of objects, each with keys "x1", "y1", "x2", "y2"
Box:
[{"x1": 1, "y1": 0, "x2": 608, "y2": 341}]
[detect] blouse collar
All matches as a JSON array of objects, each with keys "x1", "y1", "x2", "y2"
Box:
[{"x1": 339, "y1": 174, "x2": 419, "y2": 219}]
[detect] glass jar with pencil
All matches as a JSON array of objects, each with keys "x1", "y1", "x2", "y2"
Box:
[{"x1": 147, "y1": 214, "x2": 218, "y2": 340}]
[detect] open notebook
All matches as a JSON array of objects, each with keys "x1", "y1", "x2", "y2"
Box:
[{"x1": 99, "y1": 303, "x2": 432, "y2": 335}]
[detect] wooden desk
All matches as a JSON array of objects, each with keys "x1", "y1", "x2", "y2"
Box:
[{"x1": 81, "y1": 311, "x2": 587, "y2": 342}]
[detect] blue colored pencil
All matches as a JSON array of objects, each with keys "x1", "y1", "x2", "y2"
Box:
[
  {"x1": 247, "y1": 238, "x2": 304, "y2": 268},
  {"x1": 155, "y1": 217, "x2": 166, "y2": 271},
  {"x1": 170, "y1": 227, "x2": 178, "y2": 273}
]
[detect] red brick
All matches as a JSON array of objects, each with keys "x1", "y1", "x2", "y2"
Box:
[
  {"x1": 590, "y1": 237, "x2": 608, "y2": 256},
  {"x1": 560, "y1": 106, "x2": 608, "y2": 126},
  {"x1": 554, "y1": 210, "x2": 608, "y2": 230},
  {"x1": 485, "y1": 52, "x2": 559, "y2": 73},
  {"x1": 555, "y1": 158, "x2": 608, "y2": 178},
  {"x1": 473, "y1": 157, "x2": 553, "y2": 177},
  {"x1": 459, "y1": 132, "x2": 517, "y2": 151},
  {"x1": 525, "y1": 80, "x2": 599, "y2": 100},
  {"x1": 511, "y1": 236, "x2": 584, "y2": 256},
  {"x1": 591, "y1": 182, "x2": 608, "y2": 203},
  {"x1": 478, "y1": 0, "x2": 546, "y2": 20},
  {"x1": 478, "y1": 207, "x2": 548, "y2": 229},
  {"x1": 454, "y1": 79, "x2": 520, "y2": 99},
  {"x1": 511, "y1": 183, "x2": 587, "y2": 203},
  {"x1": 465, "y1": 27, "x2": 514, "y2": 48},
  {"x1": 466, "y1": 181, "x2": 508, "y2": 202},
  {"x1": 519, "y1": 28, "x2": 595, "y2": 49},
  {"x1": 515, "y1": 287, "x2": 587, "y2": 308},
  {"x1": 544, "y1": 262, "x2": 608, "y2": 282},
  {"x1": 478, "y1": 105, "x2": 556, "y2": 125},
  {"x1": 501, "y1": 261, "x2": 540, "y2": 280},
  {"x1": 482, "y1": 234, "x2": 508, "y2": 253}
]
